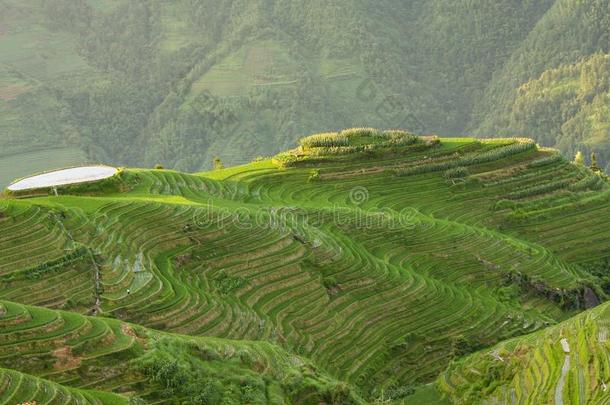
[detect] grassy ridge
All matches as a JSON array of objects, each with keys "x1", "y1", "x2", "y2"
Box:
[{"x1": 1, "y1": 133, "x2": 609, "y2": 402}]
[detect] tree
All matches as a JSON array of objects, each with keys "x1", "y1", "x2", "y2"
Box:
[
  {"x1": 154, "y1": 164, "x2": 164, "y2": 170},
  {"x1": 590, "y1": 152, "x2": 601, "y2": 172},
  {"x1": 213, "y1": 156, "x2": 224, "y2": 170},
  {"x1": 574, "y1": 151, "x2": 584, "y2": 166}
]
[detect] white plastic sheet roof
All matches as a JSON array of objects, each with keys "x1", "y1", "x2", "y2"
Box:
[{"x1": 8, "y1": 166, "x2": 118, "y2": 191}]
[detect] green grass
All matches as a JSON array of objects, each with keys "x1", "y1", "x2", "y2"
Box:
[{"x1": 1, "y1": 132, "x2": 609, "y2": 402}]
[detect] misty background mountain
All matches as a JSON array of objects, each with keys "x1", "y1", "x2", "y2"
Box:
[{"x1": 1, "y1": 0, "x2": 608, "y2": 173}]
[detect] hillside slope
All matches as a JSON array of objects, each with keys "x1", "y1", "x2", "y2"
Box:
[
  {"x1": 492, "y1": 53, "x2": 610, "y2": 169},
  {"x1": 0, "y1": 366, "x2": 126, "y2": 405},
  {"x1": 472, "y1": 0, "x2": 610, "y2": 167},
  {"x1": 1, "y1": 0, "x2": 608, "y2": 179},
  {"x1": 439, "y1": 300, "x2": 610, "y2": 404},
  {"x1": 0, "y1": 300, "x2": 357, "y2": 404},
  {"x1": 1, "y1": 130, "x2": 609, "y2": 402}
]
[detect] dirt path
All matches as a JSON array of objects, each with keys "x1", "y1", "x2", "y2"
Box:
[{"x1": 555, "y1": 338, "x2": 571, "y2": 405}]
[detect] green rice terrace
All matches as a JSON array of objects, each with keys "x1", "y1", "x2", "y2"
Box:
[{"x1": 1, "y1": 128, "x2": 610, "y2": 404}]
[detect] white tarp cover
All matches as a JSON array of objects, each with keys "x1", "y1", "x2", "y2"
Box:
[{"x1": 8, "y1": 166, "x2": 118, "y2": 191}]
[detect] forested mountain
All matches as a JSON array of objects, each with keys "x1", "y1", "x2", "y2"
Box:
[
  {"x1": 0, "y1": 0, "x2": 608, "y2": 174},
  {"x1": 472, "y1": 0, "x2": 610, "y2": 163},
  {"x1": 504, "y1": 53, "x2": 610, "y2": 165}
]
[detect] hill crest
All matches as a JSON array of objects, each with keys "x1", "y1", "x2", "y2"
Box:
[{"x1": 1, "y1": 129, "x2": 609, "y2": 403}]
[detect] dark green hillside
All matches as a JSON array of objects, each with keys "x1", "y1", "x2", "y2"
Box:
[
  {"x1": 2, "y1": 0, "x2": 608, "y2": 181},
  {"x1": 1, "y1": 131, "x2": 609, "y2": 402},
  {"x1": 496, "y1": 53, "x2": 610, "y2": 170},
  {"x1": 394, "y1": 0, "x2": 556, "y2": 132},
  {"x1": 472, "y1": 0, "x2": 609, "y2": 161}
]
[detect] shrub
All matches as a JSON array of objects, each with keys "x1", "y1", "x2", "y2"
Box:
[
  {"x1": 322, "y1": 276, "x2": 338, "y2": 290},
  {"x1": 573, "y1": 151, "x2": 585, "y2": 166},
  {"x1": 308, "y1": 169, "x2": 320, "y2": 182},
  {"x1": 145, "y1": 359, "x2": 187, "y2": 394},
  {"x1": 444, "y1": 166, "x2": 469, "y2": 179},
  {"x1": 299, "y1": 132, "x2": 348, "y2": 149},
  {"x1": 191, "y1": 380, "x2": 223, "y2": 404},
  {"x1": 569, "y1": 173, "x2": 604, "y2": 191},
  {"x1": 239, "y1": 378, "x2": 265, "y2": 403},
  {"x1": 324, "y1": 382, "x2": 353, "y2": 403},
  {"x1": 380, "y1": 129, "x2": 418, "y2": 145},
  {"x1": 213, "y1": 270, "x2": 246, "y2": 294},
  {"x1": 237, "y1": 349, "x2": 254, "y2": 366},
  {"x1": 385, "y1": 385, "x2": 415, "y2": 400},
  {"x1": 213, "y1": 156, "x2": 224, "y2": 170},
  {"x1": 528, "y1": 153, "x2": 564, "y2": 168},
  {"x1": 289, "y1": 128, "x2": 429, "y2": 164},
  {"x1": 380, "y1": 129, "x2": 411, "y2": 138},
  {"x1": 461, "y1": 140, "x2": 535, "y2": 165},
  {"x1": 196, "y1": 346, "x2": 221, "y2": 361},
  {"x1": 590, "y1": 152, "x2": 601, "y2": 172},
  {"x1": 451, "y1": 335, "x2": 485, "y2": 357},
  {"x1": 396, "y1": 139, "x2": 536, "y2": 177},
  {"x1": 339, "y1": 127, "x2": 380, "y2": 138},
  {"x1": 154, "y1": 164, "x2": 164, "y2": 170},
  {"x1": 5, "y1": 248, "x2": 88, "y2": 281},
  {"x1": 503, "y1": 271, "x2": 593, "y2": 310},
  {"x1": 389, "y1": 135, "x2": 419, "y2": 146},
  {"x1": 273, "y1": 152, "x2": 300, "y2": 168},
  {"x1": 55, "y1": 171, "x2": 126, "y2": 195},
  {"x1": 308, "y1": 145, "x2": 364, "y2": 156},
  {"x1": 507, "y1": 179, "x2": 571, "y2": 199}
]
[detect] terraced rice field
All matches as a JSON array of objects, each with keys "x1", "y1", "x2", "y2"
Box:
[
  {"x1": 0, "y1": 300, "x2": 350, "y2": 404},
  {"x1": 190, "y1": 40, "x2": 300, "y2": 97},
  {"x1": 1, "y1": 130, "x2": 609, "y2": 403},
  {"x1": 439, "y1": 301, "x2": 610, "y2": 404}
]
